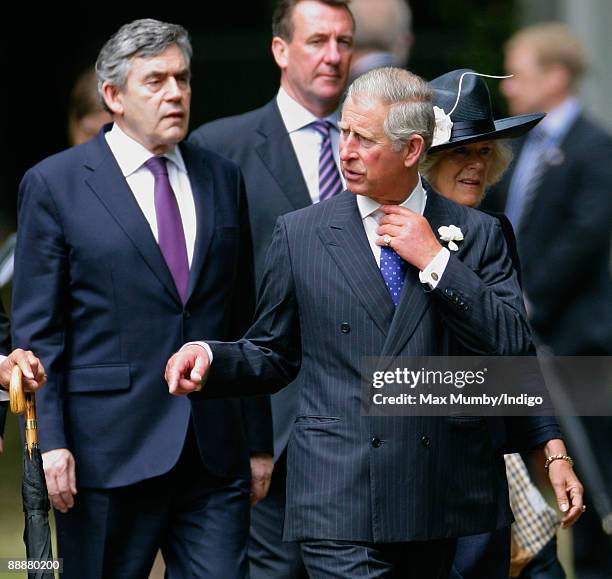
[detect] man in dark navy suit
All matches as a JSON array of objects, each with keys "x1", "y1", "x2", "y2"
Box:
[
  {"x1": 190, "y1": 2, "x2": 354, "y2": 577},
  {"x1": 12, "y1": 18, "x2": 272, "y2": 579}
]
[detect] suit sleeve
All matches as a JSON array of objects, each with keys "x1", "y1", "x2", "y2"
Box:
[
  {"x1": 0, "y1": 299, "x2": 10, "y2": 354},
  {"x1": 194, "y1": 216, "x2": 302, "y2": 399},
  {"x1": 11, "y1": 168, "x2": 69, "y2": 451},
  {"x1": 231, "y1": 172, "x2": 274, "y2": 455},
  {"x1": 0, "y1": 300, "x2": 10, "y2": 438},
  {"x1": 432, "y1": 218, "x2": 532, "y2": 355}
]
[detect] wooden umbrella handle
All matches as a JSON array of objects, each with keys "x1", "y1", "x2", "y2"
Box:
[{"x1": 9, "y1": 365, "x2": 39, "y2": 457}]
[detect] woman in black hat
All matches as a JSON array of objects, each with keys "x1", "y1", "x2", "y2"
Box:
[
  {"x1": 421, "y1": 68, "x2": 543, "y2": 210},
  {"x1": 421, "y1": 70, "x2": 567, "y2": 579}
]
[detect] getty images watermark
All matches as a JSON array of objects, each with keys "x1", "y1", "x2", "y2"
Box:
[
  {"x1": 361, "y1": 356, "x2": 612, "y2": 417},
  {"x1": 372, "y1": 367, "x2": 544, "y2": 409}
]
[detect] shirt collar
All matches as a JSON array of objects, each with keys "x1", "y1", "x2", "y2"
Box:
[
  {"x1": 356, "y1": 177, "x2": 427, "y2": 220},
  {"x1": 105, "y1": 123, "x2": 187, "y2": 177},
  {"x1": 276, "y1": 87, "x2": 340, "y2": 133},
  {"x1": 539, "y1": 96, "x2": 582, "y2": 141}
]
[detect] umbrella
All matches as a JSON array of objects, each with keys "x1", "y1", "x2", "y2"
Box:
[{"x1": 9, "y1": 365, "x2": 55, "y2": 579}]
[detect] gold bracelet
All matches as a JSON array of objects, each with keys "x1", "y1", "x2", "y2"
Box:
[{"x1": 544, "y1": 454, "x2": 574, "y2": 471}]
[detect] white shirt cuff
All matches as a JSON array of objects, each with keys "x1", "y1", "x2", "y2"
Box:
[
  {"x1": 181, "y1": 342, "x2": 213, "y2": 363},
  {"x1": 419, "y1": 247, "x2": 450, "y2": 289}
]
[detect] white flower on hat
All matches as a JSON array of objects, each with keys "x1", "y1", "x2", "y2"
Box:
[
  {"x1": 438, "y1": 224, "x2": 464, "y2": 251},
  {"x1": 432, "y1": 106, "x2": 453, "y2": 147}
]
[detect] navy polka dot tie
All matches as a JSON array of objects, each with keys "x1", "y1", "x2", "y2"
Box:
[{"x1": 380, "y1": 246, "x2": 407, "y2": 306}]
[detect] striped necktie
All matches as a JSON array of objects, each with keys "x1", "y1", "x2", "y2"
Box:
[{"x1": 311, "y1": 119, "x2": 343, "y2": 202}]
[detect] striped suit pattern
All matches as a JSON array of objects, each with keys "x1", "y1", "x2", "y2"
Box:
[{"x1": 201, "y1": 186, "x2": 560, "y2": 543}]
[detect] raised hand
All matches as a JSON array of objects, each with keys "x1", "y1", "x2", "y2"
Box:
[
  {"x1": 377, "y1": 205, "x2": 443, "y2": 271},
  {"x1": 165, "y1": 344, "x2": 211, "y2": 395}
]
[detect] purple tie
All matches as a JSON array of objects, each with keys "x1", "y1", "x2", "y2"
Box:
[
  {"x1": 380, "y1": 246, "x2": 407, "y2": 306},
  {"x1": 144, "y1": 156, "x2": 189, "y2": 302},
  {"x1": 311, "y1": 120, "x2": 343, "y2": 201}
]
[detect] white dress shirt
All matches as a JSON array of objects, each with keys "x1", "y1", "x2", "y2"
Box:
[
  {"x1": 276, "y1": 87, "x2": 345, "y2": 204},
  {"x1": 356, "y1": 178, "x2": 449, "y2": 287},
  {"x1": 105, "y1": 124, "x2": 197, "y2": 266}
]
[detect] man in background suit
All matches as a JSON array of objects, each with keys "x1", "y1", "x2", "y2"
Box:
[
  {"x1": 190, "y1": 1, "x2": 354, "y2": 576},
  {"x1": 168, "y1": 67, "x2": 584, "y2": 578},
  {"x1": 0, "y1": 302, "x2": 47, "y2": 454},
  {"x1": 487, "y1": 22, "x2": 612, "y2": 357},
  {"x1": 12, "y1": 19, "x2": 272, "y2": 579},
  {"x1": 348, "y1": 0, "x2": 413, "y2": 83},
  {"x1": 484, "y1": 23, "x2": 612, "y2": 579}
]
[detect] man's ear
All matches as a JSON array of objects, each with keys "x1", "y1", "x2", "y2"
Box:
[
  {"x1": 271, "y1": 36, "x2": 289, "y2": 70},
  {"x1": 546, "y1": 63, "x2": 572, "y2": 96},
  {"x1": 101, "y1": 81, "x2": 123, "y2": 116},
  {"x1": 403, "y1": 134, "x2": 426, "y2": 169}
]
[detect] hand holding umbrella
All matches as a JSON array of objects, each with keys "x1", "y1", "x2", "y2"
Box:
[{"x1": 9, "y1": 365, "x2": 55, "y2": 579}]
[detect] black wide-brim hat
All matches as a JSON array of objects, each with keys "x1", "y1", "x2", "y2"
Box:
[{"x1": 428, "y1": 68, "x2": 544, "y2": 152}]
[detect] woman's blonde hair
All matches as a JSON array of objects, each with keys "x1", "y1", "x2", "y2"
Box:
[{"x1": 420, "y1": 140, "x2": 513, "y2": 192}]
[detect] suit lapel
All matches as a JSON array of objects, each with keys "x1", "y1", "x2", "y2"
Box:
[
  {"x1": 317, "y1": 192, "x2": 395, "y2": 336},
  {"x1": 181, "y1": 142, "x2": 215, "y2": 303},
  {"x1": 255, "y1": 101, "x2": 312, "y2": 211},
  {"x1": 84, "y1": 131, "x2": 182, "y2": 304}
]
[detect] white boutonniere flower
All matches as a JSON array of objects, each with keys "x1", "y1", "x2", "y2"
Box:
[
  {"x1": 438, "y1": 225, "x2": 464, "y2": 251},
  {"x1": 432, "y1": 106, "x2": 453, "y2": 147}
]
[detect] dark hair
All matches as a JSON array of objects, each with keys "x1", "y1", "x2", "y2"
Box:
[{"x1": 272, "y1": 0, "x2": 354, "y2": 41}]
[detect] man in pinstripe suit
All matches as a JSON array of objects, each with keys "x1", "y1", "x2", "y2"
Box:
[{"x1": 167, "y1": 68, "x2": 583, "y2": 578}]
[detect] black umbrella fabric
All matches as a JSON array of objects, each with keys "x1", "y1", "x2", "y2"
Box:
[{"x1": 9, "y1": 366, "x2": 55, "y2": 579}]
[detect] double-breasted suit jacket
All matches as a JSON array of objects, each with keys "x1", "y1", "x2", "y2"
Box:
[{"x1": 198, "y1": 187, "x2": 560, "y2": 542}]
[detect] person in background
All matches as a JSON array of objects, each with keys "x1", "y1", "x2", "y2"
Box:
[
  {"x1": 484, "y1": 24, "x2": 612, "y2": 579},
  {"x1": 12, "y1": 18, "x2": 272, "y2": 578},
  {"x1": 190, "y1": 1, "x2": 354, "y2": 577},
  {"x1": 67, "y1": 67, "x2": 111, "y2": 146},
  {"x1": 348, "y1": 0, "x2": 412, "y2": 82},
  {"x1": 421, "y1": 68, "x2": 570, "y2": 579}
]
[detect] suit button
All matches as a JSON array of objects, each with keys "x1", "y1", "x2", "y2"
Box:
[
  {"x1": 421, "y1": 435, "x2": 430, "y2": 448},
  {"x1": 371, "y1": 437, "x2": 382, "y2": 448},
  {"x1": 183, "y1": 309, "x2": 191, "y2": 319},
  {"x1": 340, "y1": 322, "x2": 350, "y2": 333}
]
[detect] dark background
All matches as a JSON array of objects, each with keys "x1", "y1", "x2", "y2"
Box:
[{"x1": 2, "y1": 1, "x2": 517, "y2": 226}]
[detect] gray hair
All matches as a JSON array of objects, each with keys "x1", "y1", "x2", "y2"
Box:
[
  {"x1": 96, "y1": 19, "x2": 192, "y2": 112},
  {"x1": 420, "y1": 140, "x2": 513, "y2": 195},
  {"x1": 346, "y1": 67, "x2": 434, "y2": 156}
]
